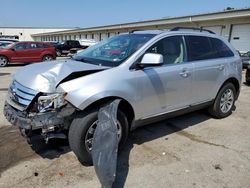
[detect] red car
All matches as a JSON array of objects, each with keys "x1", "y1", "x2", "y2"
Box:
[{"x1": 0, "y1": 41, "x2": 56, "y2": 67}]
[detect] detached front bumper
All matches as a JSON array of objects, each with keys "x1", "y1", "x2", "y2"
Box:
[{"x1": 4, "y1": 102, "x2": 75, "y2": 131}]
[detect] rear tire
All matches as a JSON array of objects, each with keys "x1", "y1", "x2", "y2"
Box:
[
  {"x1": 208, "y1": 83, "x2": 236, "y2": 119},
  {"x1": 42, "y1": 55, "x2": 53, "y2": 62},
  {"x1": 0, "y1": 56, "x2": 8, "y2": 67},
  {"x1": 56, "y1": 50, "x2": 62, "y2": 57},
  {"x1": 68, "y1": 108, "x2": 129, "y2": 165}
]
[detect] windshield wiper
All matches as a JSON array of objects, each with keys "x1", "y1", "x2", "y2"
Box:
[{"x1": 74, "y1": 57, "x2": 93, "y2": 63}]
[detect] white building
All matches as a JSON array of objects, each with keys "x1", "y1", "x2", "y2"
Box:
[
  {"x1": 31, "y1": 8, "x2": 250, "y2": 53},
  {"x1": 0, "y1": 27, "x2": 74, "y2": 41}
]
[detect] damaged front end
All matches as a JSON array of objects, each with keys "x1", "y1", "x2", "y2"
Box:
[{"x1": 4, "y1": 80, "x2": 75, "y2": 143}]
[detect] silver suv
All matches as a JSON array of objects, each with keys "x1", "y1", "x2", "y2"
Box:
[{"x1": 4, "y1": 28, "x2": 242, "y2": 164}]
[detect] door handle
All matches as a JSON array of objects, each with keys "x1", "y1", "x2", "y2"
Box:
[
  {"x1": 218, "y1": 64, "x2": 225, "y2": 71},
  {"x1": 179, "y1": 70, "x2": 190, "y2": 78}
]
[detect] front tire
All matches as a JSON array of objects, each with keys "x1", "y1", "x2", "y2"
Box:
[
  {"x1": 208, "y1": 83, "x2": 236, "y2": 118},
  {"x1": 68, "y1": 108, "x2": 129, "y2": 165},
  {"x1": 0, "y1": 56, "x2": 8, "y2": 67}
]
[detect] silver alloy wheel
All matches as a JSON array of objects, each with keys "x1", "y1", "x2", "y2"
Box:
[
  {"x1": 56, "y1": 50, "x2": 61, "y2": 56},
  {"x1": 84, "y1": 120, "x2": 122, "y2": 153},
  {"x1": 0, "y1": 56, "x2": 8, "y2": 67},
  {"x1": 220, "y1": 88, "x2": 234, "y2": 113},
  {"x1": 43, "y1": 55, "x2": 52, "y2": 61}
]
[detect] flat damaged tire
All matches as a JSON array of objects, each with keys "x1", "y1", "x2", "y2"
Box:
[{"x1": 68, "y1": 108, "x2": 129, "y2": 165}]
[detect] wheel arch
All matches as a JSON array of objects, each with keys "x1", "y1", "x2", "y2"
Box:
[
  {"x1": 220, "y1": 77, "x2": 240, "y2": 99},
  {"x1": 83, "y1": 96, "x2": 135, "y2": 129},
  {"x1": 0, "y1": 54, "x2": 10, "y2": 62}
]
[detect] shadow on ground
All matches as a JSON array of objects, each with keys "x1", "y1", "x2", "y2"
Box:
[
  {"x1": 0, "y1": 110, "x2": 211, "y2": 186},
  {"x1": 113, "y1": 110, "x2": 210, "y2": 187}
]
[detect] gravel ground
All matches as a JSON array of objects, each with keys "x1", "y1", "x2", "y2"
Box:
[{"x1": 0, "y1": 63, "x2": 249, "y2": 188}]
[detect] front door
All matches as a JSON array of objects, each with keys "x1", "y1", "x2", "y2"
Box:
[
  {"x1": 11, "y1": 43, "x2": 31, "y2": 62},
  {"x1": 135, "y1": 35, "x2": 194, "y2": 119}
]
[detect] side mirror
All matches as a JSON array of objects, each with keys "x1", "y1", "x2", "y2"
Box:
[
  {"x1": 139, "y1": 53, "x2": 163, "y2": 68},
  {"x1": 10, "y1": 48, "x2": 15, "y2": 51}
]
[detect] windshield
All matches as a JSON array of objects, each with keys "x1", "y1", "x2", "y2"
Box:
[
  {"x1": 73, "y1": 34, "x2": 155, "y2": 67},
  {"x1": 0, "y1": 42, "x2": 13, "y2": 49}
]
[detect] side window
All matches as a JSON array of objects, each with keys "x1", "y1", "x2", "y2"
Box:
[
  {"x1": 37, "y1": 43, "x2": 47, "y2": 48},
  {"x1": 210, "y1": 38, "x2": 234, "y2": 58},
  {"x1": 36, "y1": 43, "x2": 44, "y2": 48},
  {"x1": 72, "y1": 41, "x2": 77, "y2": 47},
  {"x1": 146, "y1": 36, "x2": 185, "y2": 64},
  {"x1": 185, "y1": 36, "x2": 217, "y2": 61},
  {"x1": 30, "y1": 43, "x2": 37, "y2": 49},
  {"x1": 43, "y1": 43, "x2": 49, "y2": 48},
  {"x1": 14, "y1": 43, "x2": 28, "y2": 50},
  {"x1": 73, "y1": 41, "x2": 79, "y2": 47}
]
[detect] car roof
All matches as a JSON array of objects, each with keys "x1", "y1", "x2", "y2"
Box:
[
  {"x1": 15, "y1": 41, "x2": 51, "y2": 44},
  {"x1": 0, "y1": 39, "x2": 18, "y2": 42}
]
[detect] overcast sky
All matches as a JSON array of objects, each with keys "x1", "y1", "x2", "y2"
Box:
[{"x1": 0, "y1": 0, "x2": 249, "y2": 28}]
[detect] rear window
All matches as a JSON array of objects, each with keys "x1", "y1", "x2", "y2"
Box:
[
  {"x1": 37, "y1": 43, "x2": 50, "y2": 48},
  {"x1": 210, "y1": 38, "x2": 234, "y2": 58}
]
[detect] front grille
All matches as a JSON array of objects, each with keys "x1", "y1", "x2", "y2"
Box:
[{"x1": 9, "y1": 81, "x2": 38, "y2": 108}]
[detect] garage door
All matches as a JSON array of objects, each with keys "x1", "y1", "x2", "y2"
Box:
[
  {"x1": 202, "y1": 26, "x2": 222, "y2": 35},
  {"x1": 230, "y1": 24, "x2": 250, "y2": 52}
]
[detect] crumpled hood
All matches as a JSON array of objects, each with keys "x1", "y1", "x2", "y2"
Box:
[{"x1": 14, "y1": 59, "x2": 108, "y2": 93}]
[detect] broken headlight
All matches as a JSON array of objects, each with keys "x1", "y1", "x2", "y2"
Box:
[{"x1": 37, "y1": 93, "x2": 67, "y2": 112}]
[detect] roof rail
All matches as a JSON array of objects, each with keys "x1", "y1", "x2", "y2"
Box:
[
  {"x1": 170, "y1": 27, "x2": 215, "y2": 34},
  {"x1": 129, "y1": 29, "x2": 142, "y2": 34},
  {"x1": 129, "y1": 29, "x2": 167, "y2": 34}
]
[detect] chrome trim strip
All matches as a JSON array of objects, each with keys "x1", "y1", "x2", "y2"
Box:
[
  {"x1": 7, "y1": 81, "x2": 39, "y2": 110},
  {"x1": 14, "y1": 81, "x2": 38, "y2": 96},
  {"x1": 15, "y1": 89, "x2": 34, "y2": 101},
  {"x1": 140, "y1": 100, "x2": 213, "y2": 120}
]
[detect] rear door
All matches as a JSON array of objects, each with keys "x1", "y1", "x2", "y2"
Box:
[
  {"x1": 27, "y1": 43, "x2": 42, "y2": 62},
  {"x1": 185, "y1": 35, "x2": 234, "y2": 104}
]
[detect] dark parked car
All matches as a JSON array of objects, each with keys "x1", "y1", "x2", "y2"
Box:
[
  {"x1": 241, "y1": 51, "x2": 250, "y2": 69},
  {"x1": 0, "y1": 41, "x2": 56, "y2": 67},
  {"x1": 246, "y1": 67, "x2": 250, "y2": 85},
  {"x1": 43, "y1": 41, "x2": 59, "y2": 47},
  {"x1": 55, "y1": 40, "x2": 84, "y2": 56}
]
